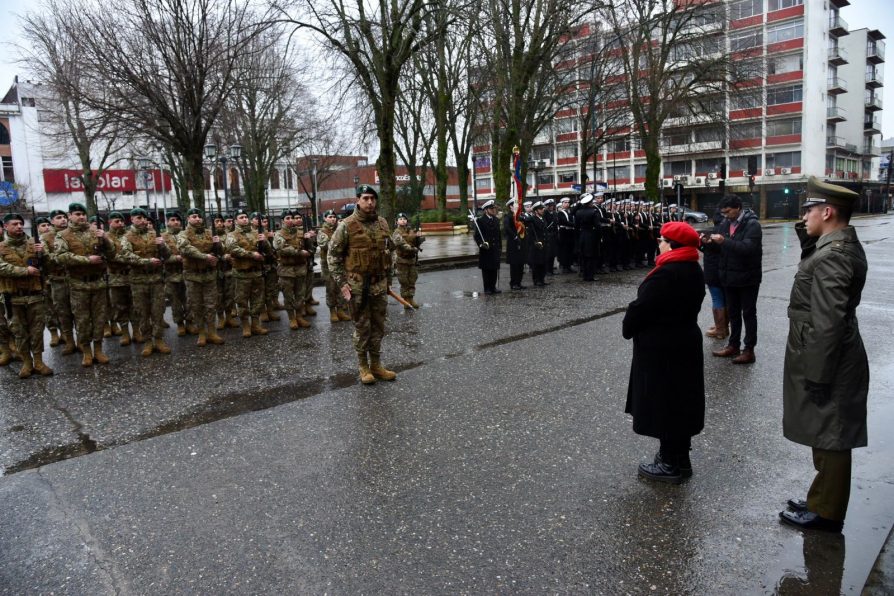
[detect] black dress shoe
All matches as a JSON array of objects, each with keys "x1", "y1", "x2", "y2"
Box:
[
  {"x1": 483, "y1": 289, "x2": 495, "y2": 295},
  {"x1": 779, "y1": 510, "x2": 843, "y2": 533},
  {"x1": 787, "y1": 498, "x2": 808, "y2": 512},
  {"x1": 678, "y1": 456, "x2": 693, "y2": 479},
  {"x1": 492, "y1": 289, "x2": 502, "y2": 294},
  {"x1": 637, "y1": 454, "x2": 683, "y2": 484}
]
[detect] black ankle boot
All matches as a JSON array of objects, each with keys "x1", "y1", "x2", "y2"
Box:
[{"x1": 638, "y1": 452, "x2": 683, "y2": 484}]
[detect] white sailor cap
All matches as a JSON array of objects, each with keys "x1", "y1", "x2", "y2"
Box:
[
  {"x1": 579, "y1": 194, "x2": 594, "y2": 205},
  {"x1": 506, "y1": 198, "x2": 517, "y2": 207},
  {"x1": 544, "y1": 198, "x2": 555, "y2": 205},
  {"x1": 523, "y1": 201, "x2": 533, "y2": 207},
  {"x1": 481, "y1": 199, "x2": 495, "y2": 209},
  {"x1": 531, "y1": 201, "x2": 544, "y2": 210},
  {"x1": 560, "y1": 197, "x2": 571, "y2": 203}
]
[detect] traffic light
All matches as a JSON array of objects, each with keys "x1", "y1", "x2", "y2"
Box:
[
  {"x1": 784, "y1": 186, "x2": 790, "y2": 195},
  {"x1": 748, "y1": 175, "x2": 756, "y2": 189}
]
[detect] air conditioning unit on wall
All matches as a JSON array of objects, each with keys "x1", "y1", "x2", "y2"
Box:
[
  {"x1": 764, "y1": 168, "x2": 776, "y2": 176},
  {"x1": 663, "y1": 179, "x2": 673, "y2": 187},
  {"x1": 708, "y1": 172, "x2": 718, "y2": 180},
  {"x1": 780, "y1": 167, "x2": 791, "y2": 175},
  {"x1": 694, "y1": 176, "x2": 705, "y2": 185},
  {"x1": 679, "y1": 175, "x2": 690, "y2": 183}
]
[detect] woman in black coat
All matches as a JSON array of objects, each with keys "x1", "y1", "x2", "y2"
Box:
[{"x1": 622, "y1": 221, "x2": 706, "y2": 483}]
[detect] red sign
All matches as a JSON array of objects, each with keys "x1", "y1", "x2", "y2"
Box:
[{"x1": 43, "y1": 169, "x2": 172, "y2": 193}]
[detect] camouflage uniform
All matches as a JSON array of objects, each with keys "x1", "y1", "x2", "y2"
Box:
[
  {"x1": 273, "y1": 224, "x2": 311, "y2": 329},
  {"x1": 53, "y1": 222, "x2": 114, "y2": 364},
  {"x1": 41, "y1": 226, "x2": 76, "y2": 352},
  {"x1": 391, "y1": 224, "x2": 424, "y2": 308},
  {"x1": 224, "y1": 223, "x2": 268, "y2": 336},
  {"x1": 119, "y1": 225, "x2": 170, "y2": 354},
  {"x1": 0, "y1": 232, "x2": 51, "y2": 377},
  {"x1": 162, "y1": 228, "x2": 189, "y2": 333},
  {"x1": 327, "y1": 207, "x2": 395, "y2": 382},
  {"x1": 106, "y1": 226, "x2": 133, "y2": 341},
  {"x1": 303, "y1": 230, "x2": 318, "y2": 312},
  {"x1": 214, "y1": 221, "x2": 237, "y2": 328},
  {"x1": 177, "y1": 223, "x2": 223, "y2": 345}
]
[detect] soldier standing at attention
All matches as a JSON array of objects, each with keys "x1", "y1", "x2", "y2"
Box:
[
  {"x1": 253, "y1": 212, "x2": 281, "y2": 323},
  {"x1": 476, "y1": 199, "x2": 503, "y2": 293},
  {"x1": 317, "y1": 210, "x2": 352, "y2": 323},
  {"x1": 213, "y1": 213, "x2": 238, "y2": 330},
  {"x1": 53, "y1": 202, "x2": 114, "y2": 366},
  {"x1": 302, "y1": 219, "x2": 319, "y2": 317},
  {"x1": 273, "y1": 209, "x2": 312, "y2": 330},
  {"x1": 225, "y1": 209, "x2": 268, "y2": 338},
  {"x1": 327, "y1": 184, "x2": 397, "y2": 385},
  {"x1": 34, "y1": 217, "x2": 59, "y2": 348},
  {"x1": 42, "y1": 209, "x2": 76, "y2": 355},
  {"x1": 177, "y1": 209, "x2": 224, "y2": 346},
  {"x1": 0, "y1": 213, "x2": 53, "y2": 378},
  {"x1": 119, "y1": 208, "x2": 172, "y2": 357},
  {"x1": 391, "y1": 212, "x2": 425, "y2": 309},
  {"x1": 162, "y1": 212, "x2": 192, "y2": 336},
  {"x1": 106, "y1": 212, "x2": 135, "y2": 346}
]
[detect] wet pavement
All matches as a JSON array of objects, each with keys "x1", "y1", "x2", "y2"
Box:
[{"x1": 1, "y1": 216, "x2": 893, "y2": 594}]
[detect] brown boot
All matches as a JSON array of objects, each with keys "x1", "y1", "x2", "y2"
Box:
[
  {"x1": 186, "y1": 323, "x2": 200, "y2": 335},
  {"x1": 732, "y1": 347, "x2": 755, "y2": 365},
  {"x1": 329, "y1": 307, "x2": 340, "y2": 323},
  {"x1": 225, "y1": 314, "x2": 240, "y2": 329},
  {"x1": 259, "y1": 311, "x2": 270, "y2": 322},
  {"x1": 120, "y1": 327, "x2": 131, "y2": 346},
  {"x1": 132, "y1": 328, "x2": 145, "y2": 344},
  {"x1": 295, "y1": 307, "x2": 311, "y2": 328},
  {"x1": 712, "y1": 345, "x2": 741, "y2": 358},
  {"x1": 704, "y1": 309, "x2": 718, "y2": 337},
  {"x1": 206, "y1": 326, "x2": 225, "y2": 345},
  {"x1": 141, "y1": 341, "x2": 155, "y2": 357},
  {"x1": 154, "y1": 338, "x2": 172, "y2": 354},
  {"x1": 337, "y1": 308, "x2": 352, "y2": 321},
  {"x1": 92, "y1": 341, "x2": 110, "y2": 364},
  {"x1": 62, "y1": 332, "x2": 77, "y2": 355},
  {"x1": 357, "y1": 353, "x2": 376, "y2": 385},
  {"x1": 303, "y1": 304, "x2": 317, "y2": 316},
  {"x1": 111, "y1": 322, "x2": 122, "y2": 336},
  {"x1": 250, "y1": 318, "x2": 269, "y2": 335},
  {"x1": 369, "y1": 354, "x2": 397, "y2": 381},
  {"x1": 103, "y1": 323, "x2": 112, "y2": 338},
  {"x1": 196, "y1": 329, "x2": 207, "y2": 347},
  {"x1": 177, "y1": 324, "x2": 187, "y2": 337},
  {"x1": 715, "y1": 308, "x2": 729, "y2": 339},
  {"x1": 410, "y1": 299, "x2": 420, "y2": 309},
  {"x1": 402, "y1": 295, "x2": 413, "y2": 310},
  {"x1": 0, "y1": 344, "x2": 11, "y2": 366},
  {"x1": 80, "y1": 344, "x2": 94, "y2": 367},
  {"x1": 242, "y1": 318, "x2": 252, "y2": 338},
  {"x1": 307, "y1": 297, "x2": 320, "y2": 306},
  {"x1": 32, "y1": 352, "x2": 53, "y2": 376},
  {"x1": 216, "y1": 315, "x2": 225, "y2": 331},
  {"x1": 266, "y1": 309, "x2": 281, "y2": 322},
  {"x1": 18, "y1": 353, "x2": 33, "y2": 379},
  {"x1": 49, "y1": 329, "x2": 61, "y2": 347},
  {"x1": 706, "y1": 308, "x2": 728, "y2": 339},
  {"x1": 289, "y1": 312, "x2": 300, "y2": 330}
]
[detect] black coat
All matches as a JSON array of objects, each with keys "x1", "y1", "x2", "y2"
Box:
[
  {"x1": 526, "y1": 215, "x2": 549, "y2": 265},
  {"x1": 503, "y1": 213, "x2": 528, "y2": 265},
  {"x1": 622, "y1": 261, "x2": 706, "y2": 439},
  {"x1": 474, "y1": 214, "x2": 501, "y2": 270},
  {"x1": 717, "y1": 210, "x2": 762, "y2": 287},
  {"x1": 700, "y1": 210, "x2": 725, "y2": 286},
  {"x1": 574, "y1": 204, "x2": 600, "y2": 257}
]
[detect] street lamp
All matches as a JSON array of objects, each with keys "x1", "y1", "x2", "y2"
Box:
[
  {"x1": 311, "y1": 157, "x2": 319, "y2": 224},
  {"x1": 204, "y1": 143, "x2": 242, "y2": 213},
  {"x1": 137, "y1": 157, "x2": 156, "y2": 222},
  {"x1": 528, "y1": 159, "x2": 546, "y2": 198}
]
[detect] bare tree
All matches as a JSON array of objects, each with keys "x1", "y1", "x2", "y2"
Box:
[{"x1": 394, "y1": 69, "x2": 435, "y2": 214}]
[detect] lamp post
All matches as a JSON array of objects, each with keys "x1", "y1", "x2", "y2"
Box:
[
  {"x1": 311, "y1": 157, "x2": 319, "y2": 225},
  {"x1": 528, "y1": 159, "x2": 546, "y2": 198},
  {"x1": 137, "y1": 157, "x2": 157, "y2": 223},
  {"x1": 203, "y1": 143, "x2": 242, "y2": 213}
]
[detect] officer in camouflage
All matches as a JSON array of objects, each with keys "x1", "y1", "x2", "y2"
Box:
[
  {"x1": 317, "y1": 209, "x2": 351, "y2": 323},
  {"x1": 0, "y1": 213, "x2": 53, "y2": 378},
  {"x1": 42, "y1": 209, "x2": 76, "y2": 355},
  {"x1": 106, "y1": 212, "x2": 135, "y2": 345},
  {"x1": 327, "y1": 184, "x2": 397, "y2": 385},
  {"x1": 302, "y1": 217, "x2": 319, "y2": 318},
  {"x1": 391, "y1": 212, "x2": 424, "y2": 308},
  {"x1": 53, "y1": 202, "x2": 114, "y2": 366},
  {"x1": 225, "y1": 209, "x2": 268, "y2": 337},
  {"x1": 163, "y1": 212, "x2": 193, "y2": 335},
  {"x1": 253, "y1": 212, "x2": 281, "y2": 323},
  {"x1": 273, "y1": 209, "x2": 312, "y2": 330},
  {"x1": 213, "y1": 213, "x2": 238, "y2": 330},
  {"x1": 119, "y1": 208, "x2": 172, "y2": 357},
  {"x1": 177, "y1": 208, "x2": 224, "y2": 346},
  {"x1": 34, "y1": 217, "x2": 59, "y2": 347}
]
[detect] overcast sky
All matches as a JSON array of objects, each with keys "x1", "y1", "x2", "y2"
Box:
[{"x1": 1, "y1": 0, "x2": 893, "y2": 140}]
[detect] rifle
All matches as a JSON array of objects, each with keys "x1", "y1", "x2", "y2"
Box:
[
  {"x1": 29, "y1": 217, "x2": 44, "y2": 285},
  {"x1": 468, "y1": 209, "x2": 488, "y2": 249},
  {"x1": 413, "y1": 212, "x2": 422, "y2": 265}
]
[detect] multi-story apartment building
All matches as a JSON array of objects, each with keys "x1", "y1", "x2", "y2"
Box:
[{"x1": 472, "y1": 0, "x2": 886, "y2": 218}]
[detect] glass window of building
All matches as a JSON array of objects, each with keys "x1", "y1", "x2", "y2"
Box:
[
  {"x1": 731, "y1": 90, "x2": 762, "y2": 110},
  {"x1": 558, "y1": 171, "x2": 578, "y2": 184},
  {"x1": 767, "y1": 20, "x2": 804, "y2": 45},
  {"x1": 766, "y1": 151, "x2": 801, "y2": 168},
  {"x1": 606, "y1": 165, "x2": 629, "y2": 180},
  {"x1": 695, "y1": 158, "x2": 723, "y2": 172},
  {"x1": 0, "y1": 123, "x2": 9, "y2": 145},
  {"x1": 731, "y1": 0, "x2": 762, "y2": 19},
  {"x1": 664, "y1": 161, "x2": 691, "y2": 175},
  {"x1": 634, "y1": 164, "x2": 648, "y2": 178},
  {"x1": 768, "y1": 0, "x2": 803, "y2": 11},
  {"x1": 476, "y1": 177, "x2": 491, "y2": 189},
  {"x1": 663, "y1": 130, "x2": 691, "y2": 146},
  {"x1": 557, "y1": 144, "x2": 579, "y2": 159},
  {"x1": 531, "y1": 146, "x2": 554, "y2": 161},
  {"x1": 767, "y1": 84, "x2": 802, "y2": 105},
  {"x1": 2, "y1": 156, "x2": 14, "y2": 183},
  {"x1": 731, "y1": 121, "x2": 762, "y2": 139},
  {"x1": 731, "y1": 29, "x2": 763, "y2": 52},
  {"x1": 766, "y1": 118, "x2": 802, "y2": 136},
  {"x1": 730, "y1": 154, "x2": 761, "y2": 172},
  {"x1": 694, "y1": 127, "x2": 723, "y2": 143},
  {"x1": 536, "y1": 172, "x2": 554, "y2": 185},
  {"x1": 554, "y1": 118, "x2": 578, "y2": 134},
  {"x1": 767, "y1": 53, "x2": 803, "y2": 75}
]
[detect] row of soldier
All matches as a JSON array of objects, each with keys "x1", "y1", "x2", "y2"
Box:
[
  {"x1": 0, "y1": 202, "x2": 424, "y2": 379},
  {"x1": 473, "y1": 193, "x2": 688, "y2": 292}
]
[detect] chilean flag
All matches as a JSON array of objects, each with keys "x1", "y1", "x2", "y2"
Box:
[{"x1": 511, "y1": 147, "x2": 525, "y2": 238}]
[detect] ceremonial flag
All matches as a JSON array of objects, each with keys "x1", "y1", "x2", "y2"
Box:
[{"x1": 511, "y1": 146, "x2": 525, "y2": 238}]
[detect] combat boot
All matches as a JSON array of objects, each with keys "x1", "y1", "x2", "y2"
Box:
[
  {"x1": 241, "y1": 318, "x2": 252, "y2": 338},
  {"x1": 294, "y1": 307, "x2": 311, "y2": 328},
  {"x1": 369, "y1": 354, "x2": 397, "y2": 381},
  {"x1": 186, "y1": 323, "x2": 200, "y2": 335},
  {"x1": 80, "y1": 344, "x2": 93, "y2": 367},
  {"x1": 410, "y1": 298, "x2": 420, "y2": 309},
  {"x1": 259, "y1": 311, "x2": 270, "y2": 322},
  {"x1": 307, "y1": 297, "x2": 320, "y2": 306},
  {"x1": 49, "y1": 328, "x2": 61, "y2": 347},
  {"x1": 154, "y1": 338, "x2": 172, "y2": 355},
  {"x1": 141, "y1": 341, "x2": 155, "y2": 357},
  {"x1": 250, "y1": 318, "x2": 269, "y2": 335},
  {"x1": 132, "y1": 328, "x2": 145, "y2": 344},
  {"x1": 357, "y1": 353, "x2": 376, "y2": 385},
  {"x1": 266, "y1": 309, "x2": 280, "y2": 322},
  {"x1": 225, "y1": 313, "x2": 240, "y2": 328},
  {"x1": 32, "y1": 352, "x2": 53, "y2": 376},
  {"x1": 337, "y1": 308, "x2": 352, "y2": 321},
  {"x1": 119, "y1": 327, "x2": 131, "y2": 346},
  {"x1": 103, "y1": 323, "x2": 112, "y2": 338},
  {"x1": 92, "y1": 341, "x2": 110, "y2": 364},
  {"x1": 18, "y1": 353, "x2": 33, "y2": 379},
  {"x1": 62, "y1": 332, "x2": 77, "y2": 355},
  {"x1": 206, "y1": 326, "x2": 225, "y2": 345},
  {"x1": 0, "y1": 343, "x2": 12, "y2": 366},
  {"x1": 9, "y1": 341, "x2": 20, "y2": 361},
  {"x1": 329, "y1": 307, "x2": 340, "y2": 322},
  {"x1": 289, "y1": 312, "x2": 300, "y2": 330},
  {"x1": 177, "y1": 323, "x2": 187, "y2": 336},
  {"x1": 196, "y1": 328, "x2": 207, "y2": 347},
  {"x1": 304, "y1": 304, "x2": 317, "y2": 316},
  {"x1": 216, "y1": 314, "x2": 225, "y2": 331},
  {"x1": 111, "y1": 322, "x2": 122, "y2": 336},
  {"x1": 401, "y1": 295, "x2": 413, "y2": 310}
]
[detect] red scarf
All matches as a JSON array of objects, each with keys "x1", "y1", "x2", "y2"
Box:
[{"x1": 645, "y1": 246, "x2": 700, "y2": 279}]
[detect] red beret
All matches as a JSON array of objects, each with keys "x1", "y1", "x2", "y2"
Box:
[{"x1": 660, "y1": 221, "x2": 700, "y2": 247}]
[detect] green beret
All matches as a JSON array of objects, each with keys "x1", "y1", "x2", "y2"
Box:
[
  {"x1": 167, "y1": 211, "x2": 184, "y2": 221},
  {"x1": 3, "y1": 213, "x2": 24, "y2": 224},
  {"x1": 323, "y1": 210, "x2": 335, "y2": 218},
  {"x1": 130, "y1": 208, "x2": 149, "y2": 218},
  {"x1": 211, "y1": 213, "x2": 224, "y2": 221},
  {"x1": 108, "y1": 211, "x2": 124, "y2": 221},
  {"x1": 36, "y1": 216, "x2": 50, "y2": 225},
  {"x1": 89, "y1": 215, "x2": 105, "y2": 224},
  {"x1": 233, "y1": 209, "x2": 249, "y2": 218},
  {"x1": 50, "y1": 209, "x2": 67, "y2": 219},
  {"x1": 803, "y1": 176, "x2": 860, "y2": 209},
  {"x1": 185, "y1": 208, "x2": 202, "y2": 217},
  {"x1": 396, "y1": 212, "x2": 408, "y2": 221},
  {"x1": 68, "y1": 202, "x2": 87, "y2": 214},
  {"x1": 356, "y1": 184, "x2": 379, "y2": 200}
]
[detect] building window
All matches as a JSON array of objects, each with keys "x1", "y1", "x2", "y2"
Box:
[
  {"x1": 557, "y1": 144, "x2": 579, "y2": 159},
  {"x1": 767, "y1": 53, "x2": 803, "y2": 75},
  {"x1": 767, "y1": 84, "x2": 802, "y2": 105},
  {"x1": 530, "y1": 146, "x2": 553, "y2": 161},
  {"x1": 766, "y1": 117, "x2": 802, "y2": 136},
  {"x1": 554, "y1": 118, "x2": 578, "y2": 134},
  {"x1": 731, "y1": 0, "x2": 762, "y2": 19},
  {"x1": 730, "y1": 29, "x2": 763, "y2": 52},
  {"x1": 606, "y1": 165, "x2": 629, "y2": 181},
  {"x1": 664, "y1": 161, "x2": 691, "y2": 175},
  {"x1": 694, "y1": 127, "x2": 723, "y2": 143},
  {"x1": 0, "y1": 123, "x2": 9, "y2": 145},
  {"x1": 663, "y1": 130, "x2": 691, "y2": 147},
  {"x1": 634, "y1": 164, "x2": 648, "y2": 178},
  {"x1": 731, "y1": 121, "x2": 762, "y2": 139},
  {"x1": 610, "y1": 138, "x2": 631, "y2": 153},
  {"x1": 766, "y1": 151, "x2": 801, "y2": 168},
  {"x1": 695, "y1": 158, "x2": 723, "y2": 172},
  {"x1": 768, "y1": 0, "x2": 803, "y2": 11},
  {"x1": 536, "y1": 172, "x2": 554, "y2": 185},
  {"x1": 558, "y1": 171, "x2": 578, "y2": 184},
  {"x1": 731, "y1": 90, "x2": 763, "y2": 110},
  {"x1": 730, "y1": 154, "x2": 761, "y2": 172},
  {"x1": 270, "y1": 169, "x2": 280, "y2": 190},
  {"x1": 475, "y1": 177, "x2": 491, "y2": 190},
  {"x1": 1, "y1": 156, "x2": 13, "y2": 183},
  {"x1": 767, "y1": 20, "x2": 804, "y2": 45}
]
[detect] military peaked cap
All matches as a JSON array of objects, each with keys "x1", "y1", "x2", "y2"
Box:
[{"x1": 802, "y1": 176, "x2": 860, "y2": 209}]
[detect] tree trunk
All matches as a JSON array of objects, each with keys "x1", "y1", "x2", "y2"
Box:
[
  {"x1": 642, "y1": 133, "x2": 661, "y2": 202},
  {"x1": 455, "y1": 159, "x2": 470, "y2": 212},
  {"x1": 377, "y1": 92, "x2": 398, "y2": 222}
]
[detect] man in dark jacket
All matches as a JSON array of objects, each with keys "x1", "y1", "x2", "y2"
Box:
[
  {"x1": 526, "y1": 202, "x2": 550, "y2": 286},
  {"x1": 710, "y1": 195, "x2": 762, "y2": 364},
  {"x1": 574, "y1": 194, "x2": 599, "y2": 281},
  {"x1": 503, "y1": 199, "x2": 528, "y2": 290},
  {"x1": 473, "y1": 200, "x2": 502, "y2": 294},
  {"x1": 779, "y1": 177, "x2": 868, "y2": 533}
]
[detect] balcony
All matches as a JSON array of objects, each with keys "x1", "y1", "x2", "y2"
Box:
[
  {"x1": 867, "y1": 40, "x2": 885, "y2": 64},
  {"x1": 827, "y1": 76, "x2": 848, "y2": 94},
  {"x1": 826, "y1": 135, "x2": 846, "y2": 148},
  {"x1": 864, "y1": 117, "x2": 881, "y2": 134},
  {"x1": 863, "y1": 143, "x2": 881, "y2": 156},
  {"x1": 866, "y1": 69, "x2": 884, "y2": 88},
  {"x1": 865, "y1": 94, "x2": 883, "y2": 111},
  {"x1": 826, "y1": 106, "x2": 847, "y2": 122},
  {"x1": 828, "y1": 46, "x2": 849, "y2": 66},
  {"x1": 829, "y1": 15, "x2": 849, "y2": 37}
]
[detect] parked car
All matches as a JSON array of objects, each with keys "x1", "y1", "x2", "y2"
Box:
[{"x1": 681, "y1": 207, "x2": 709, "y2": 224}]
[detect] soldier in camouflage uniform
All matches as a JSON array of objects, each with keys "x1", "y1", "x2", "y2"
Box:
[
  {"x1": 391, "y1": 212, "x2": 425, "y2": 309},
  {"x1": 33, "y1": 217, "x2": 60, "y2": 348},
  {"x1": 88, "y1": 215, "x2": 116, "y2": 339},
  {"x1": 225, "y1": 209, "x2": 268, "y2": 337},
  {"x1": 327, "y1": 185, "x2": 397, "y2": 385},
  {"x1": 162, "y1": 212, "x2": 193, "y2": 335},
  {"x1": 119, "y1": 208, "x2": 172, "y2": 357},
  {"x1": 0, "y1": 218, "x2": 11, "y2": 367},
  {"x1": 106, "y1": 212, "x2": 135, "y2": 345},
  {"x1": 177, "y1": 209, "x2": 224, "y2": 346},
  {"x1": 42, "y1": 209, "x2": 76, "y2": 355},
  {"x1": 302, "y1": 217, "x2": 319, "y2": 317},
  {"x1": 0, "y1": 213, "x2": 53, "y2": 378},
  {"x1": 317, "y1": 210, "x2": 351, "y2": 323},
  {"x1": 252, "y1": 213, "x2": 281, "y2": 323},
  {"x1": 273, "y1": 209, "x2": 312, "y2": 330},
  {"x1": 53, "y1": 202, "x2": 114, "y2": 366},
  {"x1": 213, "y1": 213, "x2": 238, "y2": 329}
]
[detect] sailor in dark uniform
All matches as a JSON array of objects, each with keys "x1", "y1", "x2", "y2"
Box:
[{"x1": 473, "y1": 200, "x2": 502, "y2": 294}]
